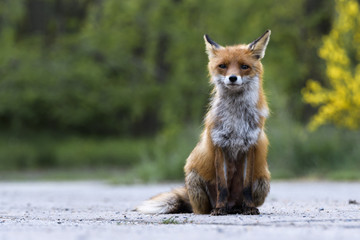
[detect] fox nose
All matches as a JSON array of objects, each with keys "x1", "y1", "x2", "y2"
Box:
[{"x1": 229, "y1": 75, "x2": 237, "y2": 83}]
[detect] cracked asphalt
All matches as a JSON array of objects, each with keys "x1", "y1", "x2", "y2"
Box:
[{"x1": 0, "y1": 181, "x2": 359, "y2": 240}]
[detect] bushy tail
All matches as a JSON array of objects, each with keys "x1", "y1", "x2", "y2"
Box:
[{"x1": 136, "y1": 187, "x2": 192, "y2": 214}]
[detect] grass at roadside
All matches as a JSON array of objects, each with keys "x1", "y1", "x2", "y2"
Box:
[
  {"x1": 0, "y1": 121, "x2": 359, "y2": 182},
  {"x1": 1, "y1": 168, "x2": 359, "y2": 184}
]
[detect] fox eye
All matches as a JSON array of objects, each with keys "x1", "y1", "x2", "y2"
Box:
[
  {"x1": 241, "y1": 64, "x2": 249, "y2": 70},
  {"x1": 218, "y1": 64, "x2": 227, "y2": 69}
]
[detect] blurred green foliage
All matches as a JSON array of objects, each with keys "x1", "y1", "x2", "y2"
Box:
[{"x1": 0, "y1": 0, "x2": 359, "y2": 181}]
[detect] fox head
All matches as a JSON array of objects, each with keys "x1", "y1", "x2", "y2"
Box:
[{"x1": 204, "y1": 30, "x2": 270, "y2": 93}]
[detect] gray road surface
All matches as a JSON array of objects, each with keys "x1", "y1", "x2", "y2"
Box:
[{"x1": 0, "y1": 181, "x2": 360, "y2": 240}]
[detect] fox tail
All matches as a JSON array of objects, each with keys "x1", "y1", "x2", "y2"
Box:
[{"x1": 136, "y1": 187, "x2": 192, "y2": 214}]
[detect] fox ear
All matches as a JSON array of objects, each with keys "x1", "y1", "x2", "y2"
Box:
[
  {"x1": 204, "y1": 34, "x2": 223, "y2": 58},
  {"x1": 248, "y1": 30, "x2": 271, "y2": 59}
]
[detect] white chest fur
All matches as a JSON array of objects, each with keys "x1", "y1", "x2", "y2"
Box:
[{"x1": 210, "y1": 77, "x2": 266, "y2": 159}]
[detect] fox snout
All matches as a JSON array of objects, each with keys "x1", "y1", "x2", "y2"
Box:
[
  {"x1": 225, "y1": 75, "x2": 242, "y2": 85},
  {"x1": 229, "y1": 75, "x2": 237, "y2": 82}
]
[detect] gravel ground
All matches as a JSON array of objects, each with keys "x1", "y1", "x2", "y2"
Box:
[{"x1": 0, "y1": 181, "x2": 359, "y2": 240}]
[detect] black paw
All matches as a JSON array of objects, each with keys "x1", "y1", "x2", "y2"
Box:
[
  {"x1": 210, "y1": 207, "x2": 227, "y2": 216},
  {"x1": 241, "y1": 206, "x2": 260, "y2": 215},
  {"x1": 227, "y1": 206, "x2": 243, "y2": 214}
]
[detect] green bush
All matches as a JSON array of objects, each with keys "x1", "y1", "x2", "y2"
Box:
[
  {"x1": 55, "y1": 138, "x2": 147, "y2": 167},
  {"x1": 133, "y1": 125, "x2": 200, "y2": 182},
  {"x1": 0, "y1": 136, "x2": 147, "y2": 171},
  {"x1": 267, "y1": 116, "x2": 360, "y2": 179},
  {"x1": 0, "y1": 141, "x2": 38, "y2": 170}
]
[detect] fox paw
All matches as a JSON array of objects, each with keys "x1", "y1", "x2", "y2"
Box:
[
  {"x1": 227, "y1": 206, "x2": 260, "y2": 215},
  {"x1": 242, "y1": 206, "x2": 260, "y2": 215},
  {"x1": 210, "y1": 207, "x2": 227, "y2": 216},
  {"x1": 227, "y1": 206, "x2": 243, "y2": 214}
]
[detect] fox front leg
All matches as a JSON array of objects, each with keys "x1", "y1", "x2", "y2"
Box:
[
  {"x1": 211, "y1": 147, "x2": 229, "y2": 215},
  {"x1": 242, "y1": 146, "x2": 260, "y2": 215},
  {"x1": 227, "y1": 147, "x2": 259, "y2": 215},
  {"x1": 226, "y1": 151, "x2": 246, "y2": 214}
]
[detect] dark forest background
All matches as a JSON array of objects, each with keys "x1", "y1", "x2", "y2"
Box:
[{"x1": 0, "y1": 0, "x2": 359, "y2": 181}]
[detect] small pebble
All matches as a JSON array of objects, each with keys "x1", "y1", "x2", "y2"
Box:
[{"x1": 349, "y1": 200, "x2": 359, "y2": 205}]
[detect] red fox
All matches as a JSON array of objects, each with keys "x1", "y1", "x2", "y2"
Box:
[{"x1": 136, "y1": 30, "x2": 271, "y2": 215}]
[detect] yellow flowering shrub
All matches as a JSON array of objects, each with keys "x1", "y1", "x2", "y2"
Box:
[{"x1": 302, "y1": 0, "x2": 360, "y2": 130}]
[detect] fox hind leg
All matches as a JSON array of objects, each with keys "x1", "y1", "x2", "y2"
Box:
[
  {"x1": 185, "y1": 170, "x2": 212, "y2": 214},
  {"x1": 252, "y1": 177, "x2": 270, "y2": 207}
]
